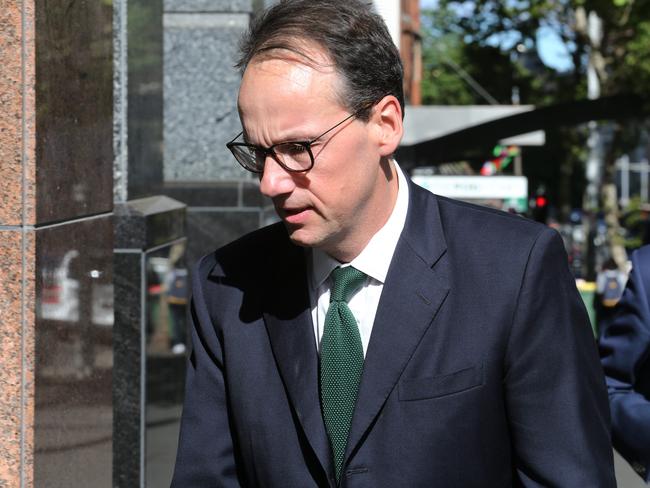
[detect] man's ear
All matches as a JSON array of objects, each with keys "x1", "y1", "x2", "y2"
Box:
[{"x1": 370, "y1": 95, "x2": 403, "y2": 157}]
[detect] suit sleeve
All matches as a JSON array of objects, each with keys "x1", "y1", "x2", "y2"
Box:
[
  {"x1": 600, "y1": 247, "x2": 650, "y2": 480},
  {"x1": 170, "y1": 256, "x2": 242, "y2": 487},
  {"x1": 504, "y1": 228, "x2": 616, "y2": 487}
]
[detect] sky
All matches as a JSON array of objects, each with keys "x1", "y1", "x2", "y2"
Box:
[{"x1": 420, "y1": 0, "x2": 574, "y2": 72}]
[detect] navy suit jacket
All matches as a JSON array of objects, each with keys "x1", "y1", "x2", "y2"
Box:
[
  {"x1": 172, "y1": 180, "x2": 615, "y2": 487},
  {"x1": 600, "y1": 245, "x2": 650, "y2": 480}
]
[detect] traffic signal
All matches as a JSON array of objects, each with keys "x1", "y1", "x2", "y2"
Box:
[{"x1": 531, "y1": 187, "x2": 548, "y2": 223}]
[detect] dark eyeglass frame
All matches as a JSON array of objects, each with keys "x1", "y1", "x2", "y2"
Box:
[{"x1": 226, "y1": 109, "x2": 364, "y2": 174}]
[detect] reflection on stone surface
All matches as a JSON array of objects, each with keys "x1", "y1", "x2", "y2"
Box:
[
  {"x1": 35, "y1": 0, "x2": 113, "y2": 224},
  {"x1": 146, "y1": 241, "x2": 188, "y2": 355},
  {"x1": 127, "y1": 0, "x2": 164, "y2": 199},
  {"x1": 34, "y1": 216, "x2": 113, "y2": 487},
  {"x1": 145, "y1": 242, "x2": 188, "y2": 487}
]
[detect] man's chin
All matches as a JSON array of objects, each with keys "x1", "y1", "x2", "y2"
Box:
[{"x1": 284, "y1": 225, "x2": 322, "y2": 249}]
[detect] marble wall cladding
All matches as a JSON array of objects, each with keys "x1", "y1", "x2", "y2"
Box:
[
  {"x1": 0, "y1": 0, "x2": 36, "y2": 226},
  {"x1": 34, "y1": 0, "x2": 113, "y2": 225},
  {"x1": 113, "y1": 252, "x2": 142, "y2": 488},
  {"x1": 34, "y1": 216, "x2": 113, "y2": 487},
  {"x1": 0, "y1": 1, "x2": 23, "y2": 225},
  {"x1": 186, "y1": 208, "x2": 261, "y2": 265},
  {"x1": 127, "y1": 0, "x2": 164, "y2": 200},
  {"x1": 163, "y1": 12, "x2": 250, "y2": 182},
  {"x1": 0, "y1": 230, "x2": 35, "y2": 487}
]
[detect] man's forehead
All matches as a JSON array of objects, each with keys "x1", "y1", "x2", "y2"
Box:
[
  {"x1": 237, "y1": 49, "x2": 343, "y2": 109},
  {"x1": 246, "y1": 56, "x2": 328, "y2": 88}
]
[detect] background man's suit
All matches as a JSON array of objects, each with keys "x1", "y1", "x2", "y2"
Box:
[
  {"x1": 172, "y1": 180, "x2": 615, "y2": 487},
  {"x1": 601, "y1": 244, "x2": 650, "y2": 480}
]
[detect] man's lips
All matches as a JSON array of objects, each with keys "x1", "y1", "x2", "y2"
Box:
[{"x1": 280, "y1": 206, "x2": 311, "y2": 224}]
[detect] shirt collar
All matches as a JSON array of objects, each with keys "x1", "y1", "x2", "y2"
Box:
[{"x1": 310, "y1": 160, "x2": 410, "y2": 289}]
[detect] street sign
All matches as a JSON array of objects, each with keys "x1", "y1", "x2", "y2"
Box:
[{"x1": 412, "y1": 175, "x2": 529, "y2": 213}]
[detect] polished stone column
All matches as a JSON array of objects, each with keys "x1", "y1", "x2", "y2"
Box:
[
  {"x1": 113, "y1": 196, "x2": 187, "y2": 487},
  {"x1": 0, "y1": 0, "x2": 113, "y2": 485}
]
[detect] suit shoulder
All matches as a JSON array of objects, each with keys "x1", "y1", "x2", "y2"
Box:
[
  {"x1": 434, "y1": 192, "x2": 548, "y2": 242},
  {"x1": 419, "y1": 191, "x2": 567, "y2": 276},
  {"x1": 632, "y1": 244, "x2": 650, "y2": 267},
  {"x1": 196, "y1": 222, "x2": 289, "y2": 278}
]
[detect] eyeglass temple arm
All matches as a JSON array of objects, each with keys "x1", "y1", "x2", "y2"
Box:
[{"x1": 309, "y1": 111, "x2": 358, "y2": 143}]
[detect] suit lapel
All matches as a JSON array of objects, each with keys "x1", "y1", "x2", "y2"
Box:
[
  {"x1": 262, "y1": 236, "x2": 334, "y2": 482},
  {"x1": 345, "y1": 182, "x2": 450, "y2": 461}
]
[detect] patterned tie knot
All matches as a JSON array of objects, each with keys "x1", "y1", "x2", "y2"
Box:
[{"x1": 330, "y1": 266, "x2": 366, "y2": 303}]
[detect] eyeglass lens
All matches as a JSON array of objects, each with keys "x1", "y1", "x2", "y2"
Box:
[{"x1": 233, "y1": 142, "x2": 313, "y2": 172}]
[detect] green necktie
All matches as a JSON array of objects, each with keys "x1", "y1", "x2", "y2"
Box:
[{"x1": 320, "y1": 266, "x2": 366, "y2": 482}]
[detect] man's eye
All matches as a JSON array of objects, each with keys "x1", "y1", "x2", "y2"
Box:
[{"x1": 282, "y1": 143, "x2": 308, "y2": 155}]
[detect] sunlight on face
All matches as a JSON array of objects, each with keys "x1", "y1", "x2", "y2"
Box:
[{"x1": 238, "y1": 45, "x2": 394, "y2": 261}]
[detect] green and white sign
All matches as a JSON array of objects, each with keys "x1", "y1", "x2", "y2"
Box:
[{"x1": 412, "y1": 175, "x2": 529, "y2": 213}]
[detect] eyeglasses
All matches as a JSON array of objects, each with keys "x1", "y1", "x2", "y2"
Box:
[{"x1": 226, "y1": 110, "x2": 362, "y2": 174}]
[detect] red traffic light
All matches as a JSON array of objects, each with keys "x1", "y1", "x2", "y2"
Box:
[{"x1": 536, "y1": 195, "x2": 547, "y2": 208}]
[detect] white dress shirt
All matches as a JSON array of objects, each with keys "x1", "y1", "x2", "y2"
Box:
[{"x1": 309, "y1": 161, "x2": 410, "y2": 357}]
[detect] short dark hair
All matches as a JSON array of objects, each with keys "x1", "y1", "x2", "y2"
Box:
[{"x1": 236, "y1": 0, "x2": 404, "y2": 121}]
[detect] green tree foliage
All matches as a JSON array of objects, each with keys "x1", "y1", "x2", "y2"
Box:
[
  {"x1": 421, "y1": 0, "x2": 650, "y2": 221},
  {"x1": 425, "y1": 0, "x2": 650, "y2": 100}
]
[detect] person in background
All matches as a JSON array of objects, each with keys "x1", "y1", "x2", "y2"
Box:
[{"x1": 601, "y1": 244, "x2": 650, "y2": 481}]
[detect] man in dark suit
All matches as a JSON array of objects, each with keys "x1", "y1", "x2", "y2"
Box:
[
  {"x1": 171, "y1": 1, "x2": 615, "y2": 486},
  {"x1": 601, "y1": 245, "x2": 650, "y2": 481}
]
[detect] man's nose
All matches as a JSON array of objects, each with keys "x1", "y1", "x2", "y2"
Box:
[{"x1": 258, "y1": 157, "x2": 295, "y2": 198}]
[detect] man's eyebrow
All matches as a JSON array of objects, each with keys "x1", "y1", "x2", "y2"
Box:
[{"x1": 242, "y1": 131, "x2": 318, "y2": 146}]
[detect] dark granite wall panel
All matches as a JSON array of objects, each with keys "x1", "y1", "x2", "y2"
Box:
[
  {"x1": 113, "y1": 252, "x2": 143, "y2": 488},
  {"x1": 35, "y1": 0, "x2": 113, "y2": 224},
  {"x1": 162, "y1": 181, "x2": 240, "y2": 207},
  {"x1": 115, "y1": 196, "x2": 186, "y2": 250},
  {"x1": 34, "y1": 216, "x2": 113, "y2": 487},
  {"x1": 241, "y1": 181, "x2": 270, "y2": 207}
]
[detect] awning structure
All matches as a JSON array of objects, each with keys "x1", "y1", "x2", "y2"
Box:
[
  {"x1": 401, "y1": 105, "x2": 545, "y2": 147},
  {"x1": 397, "y1": 94, "x2": 650, "y2": 169}
]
